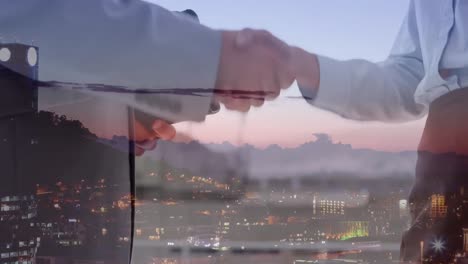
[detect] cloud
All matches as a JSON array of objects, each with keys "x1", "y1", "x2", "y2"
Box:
[{"x1": 146, "y1": 133, "x2": 418, "y2": 181}]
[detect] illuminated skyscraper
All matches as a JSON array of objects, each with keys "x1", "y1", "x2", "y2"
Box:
[
  {"x1": 430, "y1": 194, "x2": 447, "y2": 219},
  {"x1": 319, "y1": 199, "x2": 345, "y2": 216},
  {"x1": 0, "y1": 43, "x2": 40, "y2": 264},
  {"x1": 399, "y1": 199, "x2": 409, "y2": 219},
  {"x1": 0, "y1": 195, "x2": 40, "y2": 263}
]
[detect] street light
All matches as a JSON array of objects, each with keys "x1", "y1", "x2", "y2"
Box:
[{"x1": 431, "y1": 238, "x2": 446, "y2": 253}]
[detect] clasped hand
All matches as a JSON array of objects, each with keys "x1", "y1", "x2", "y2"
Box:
[{"x1": 138, "y1": 28, "x2": 319, "y2": 154}]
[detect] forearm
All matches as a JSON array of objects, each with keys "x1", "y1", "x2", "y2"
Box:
[
  {"x1": 1, "y1": 0, "x2": 224, "y2": 122},
  {"x1": 0, "y1": 0, "x2": 222, "y2": 89},
  {"x1": 295, "y1": 0, "x2": 427, "y2": 122},
  {"x1": 295, "y1": 51, "x2": 426, "y2": 122}
]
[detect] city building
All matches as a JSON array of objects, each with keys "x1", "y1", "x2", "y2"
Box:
[
  {"x1": 0, "y1": 43, "x2": 40, "y2": 264},
  {"x1": 464, "y1": 228, "x2": 468, "y2": 254},
  {"x1": 0, "y1": 195, "x2": 40, "y2": 264},
  {"x1": 319, "y1": 199, "x2": 345, "y2": 216},
  {"x1": 399, "y1": 199, "x2": 409, "y2": 219},
  {"x1": 430, "y1": 194, "x2": 448, "y2": 219}
]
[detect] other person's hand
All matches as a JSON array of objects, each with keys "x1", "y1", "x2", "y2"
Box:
[
  {"x1": 215, "y1": 28, "x2": 295, "y2": 112},
  {"x1": 133, "y1": 119, "x2": 175, "y2": 156},
  {"x1": 290, "y1": 46, "x2": 320, "y2": 96}
]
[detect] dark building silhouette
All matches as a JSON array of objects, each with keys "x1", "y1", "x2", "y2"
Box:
[
  {"x1": 0, "y1": 43, "x2": 40, "y2": 264},
  {"x1": 401, "y1": 151, "x2": 468, "y2": 263},
  {"x1": 1, "y1": 43, "x2": 134, "y2": 263}
]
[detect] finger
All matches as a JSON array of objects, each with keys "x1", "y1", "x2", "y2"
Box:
[
  {"x1": 265, "y1": 89, "x2": 280, "y2": 101},
  {"x1": 260, "y1": 74, "x2": 277, "y2": 96},
  {"x1": 224, "y1": 98, "x2": 251, "y2": 112},
  {"x1": 265, "y1": 57, "x2": 294, "y2": 93},
  {"x1": 232, "y1": 98, "x2": 251, "y2": 112},
  {"x1": 264, "y1": 72, "x2": 281, "y2": 101},
  {"x1": 134, "y1": 146, "x2": 145, "y2": 157},
  {"x1": 134, "y1": 119, "x2": 158, "y2": 142},
  {"x1": 278, "y1": 65, "x2": 295, "y2": 90},
  {"x1": 152, "y1": 120, "x2": 176, "y2": 140},
  {"x1": 250, "y1": 98, "x2": 265, "y2": 108},
  {"x1": 136, "y1": 139, "x2": 158, "y2": 151},
  {"x1": 214, "y1": 93, "x2": 235, "y2": 108}
]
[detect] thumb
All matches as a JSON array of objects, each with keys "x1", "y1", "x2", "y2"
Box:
[
  {"x1": 235, "y1": 28, "x2": 256, "y2": 48},
  {"x1": 152, "y1": 120, "x2": 176, "y2": 140},
  {"x1": 290, "y1": 46, "x2": 320, "y2": 90}
]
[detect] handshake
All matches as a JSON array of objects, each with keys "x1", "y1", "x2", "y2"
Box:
[
  {"x1": 214, "y1": 28, "x2": 320, "y2": 112},
  {"x1": 134, "y1": 28, "x2": 320, "y2": 155}
]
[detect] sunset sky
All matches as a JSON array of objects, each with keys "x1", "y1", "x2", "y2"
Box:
[{"x1": 151, "y1": 0, "x2": 426, "y2": 152}]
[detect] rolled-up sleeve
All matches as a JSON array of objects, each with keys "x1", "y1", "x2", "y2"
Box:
[
  {"x1": 300, "y1": 0, "x2": 426, "y2": 122},
  {"x1": 299, "y1": 55, "x2": 352, "y2": 117},
  {"x1": 0, "y1": 0, "x2": 221, "y2": 121}
]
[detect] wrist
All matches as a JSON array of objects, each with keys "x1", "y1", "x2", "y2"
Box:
[{"x1": 291, "y1": 47, "x2": 320, "y2": 95}]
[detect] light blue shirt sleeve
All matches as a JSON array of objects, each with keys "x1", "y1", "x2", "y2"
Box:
[
  {"x1": 300, "y1": 0, "x2": 427, "y2": 122},
  {"x1": 0, "y1": 0, "x2": 221, "y2": 121}
]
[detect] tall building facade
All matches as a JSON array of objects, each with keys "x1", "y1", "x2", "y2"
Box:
[
  {"x1": 0, "y1": 43, "x2": 40, "y2": 264},
  {"x1": 0, "y1": 195, "x2": 40, "y2": 263},
  {"x1": 319, "y1": 199, "x2": 345, "y2": 216},
  {"x1": 464, "y1": 228, "x2": 468, "y2": 254},
  {"x1": 429, "y1": 194, "x2": 447, "y2": 219}
]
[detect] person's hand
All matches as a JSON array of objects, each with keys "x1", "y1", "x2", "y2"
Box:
[
  {"x1": 290, "y1": 46, "x2": 320, "y2": 96},
  {"x1": 215, "y1": 28, "x2": 295, "y2": 112},
  {"x1": 133, "y1": 119, "x2": 175, "y2": 156}
]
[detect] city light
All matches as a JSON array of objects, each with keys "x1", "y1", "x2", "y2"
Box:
[
  {"x1": 431, "y1": 238, "x2": 446, "y2": 253},
  {"x1": 27, "y1": 47, "x2": 37, "y2": 66},
  {"x1": 0, "y1": 47, "x2": 10, "y2": 62}
]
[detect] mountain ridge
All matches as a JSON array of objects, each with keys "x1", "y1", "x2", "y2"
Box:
[{"x1": 147, "y1": 133, "x2": 418, "y2": 180}]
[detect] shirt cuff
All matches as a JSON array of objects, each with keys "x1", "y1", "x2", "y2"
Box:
[{"x1": 299, "y1": 55, "x2": 351, "y2": 116}]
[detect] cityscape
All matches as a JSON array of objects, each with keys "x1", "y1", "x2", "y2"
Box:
[
  {"x1": 1, "y1": 43, "x2": 467, "y2": 264},
  {"x1": 1, "y1": 153, "x2": 466, "y2": 263}
]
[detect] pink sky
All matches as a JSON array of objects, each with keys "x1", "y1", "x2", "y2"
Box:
[
  {"x1": 175, "y1": 94, "x2": 427, "y2": 152},
  {"x1": 46, "y1": 89, "x2": 426, "y2": 152},
  {"x1": 154, "y1": 0, "x2": 426, "y2": 152},
  {"x1": 45, "y1": 1, "x2": 426, "y2": 153}
]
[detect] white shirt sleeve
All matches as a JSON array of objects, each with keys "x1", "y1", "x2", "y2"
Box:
[
  {"x1": 0, "y1": 0, "x2": 221, "y2": 122},
  {"x1": 300, "y1": 0, "x2": 426, "y2": 122}
]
